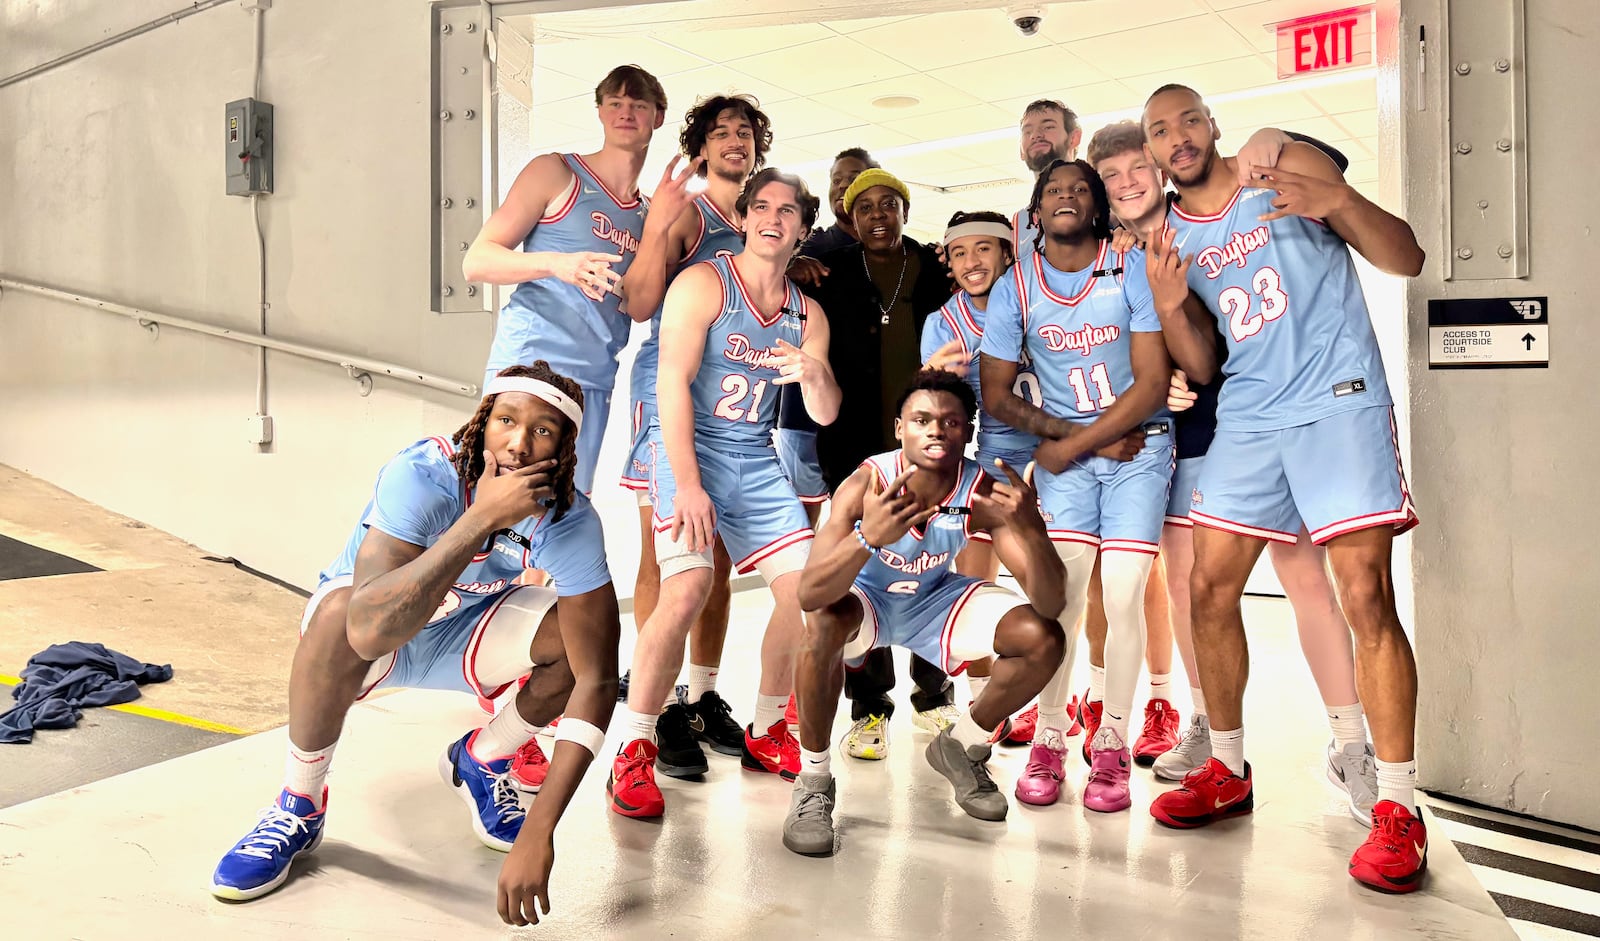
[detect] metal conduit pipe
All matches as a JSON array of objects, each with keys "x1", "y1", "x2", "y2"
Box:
[
  {"x1": 0, "y1": 277, "x2": 479, "y2": 399},
  {"x1": 0, "y1": 0, "x2": 238, "y2": 89}
]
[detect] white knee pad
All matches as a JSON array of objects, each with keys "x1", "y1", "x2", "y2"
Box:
[
  {"x1": 468, "y1": 585, "x2": 559, "y2": 692},
  {"x1": 301, "y1": 574, "x2": 392, "y2": 700},
  {"x1": 653, "y1": 526, "x2": 716, "y2": 581},
  {"x1": 1099, "y1": 550, "x2": 1156, "y2": 721},
  {"x1": 1038, "y1": 544, "x2": 1097, "y2": 714}
]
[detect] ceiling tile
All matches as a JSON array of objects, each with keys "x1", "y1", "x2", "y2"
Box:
[
  {"x1": 654, "y1": 65, "x2": 800, "y2": 120},
  {"x1": 888, "y1": 149, "x2": 985, "y2": 184},
  {"x1": 1215, "y1": 0, "x2": 1349, "y2": 54},
  {"x1": 656, "y1": 22, "x2": 836, "y2": 60},
  {"x1": 880, "y1": 102, "x2": 1012, "y2": 140},
  {"x1": 1206, "y1": 91, "x2": 1328, "y2": 134},
  {"x1": 996, "y1": 81, "x2": 1142, "y2": 125},
  {"x1": 529, "y1": 68, "x2": 594, "y2": 106},
  {"x1": 1307, "y1": 75, "x2": 1378, "y2": 114},
  {"x1": 785, "y1": 123, "x2": 915, "y2": 155},
  {"x1": 530, "y1": 36, "x2": 709, "y2": 80},
  {"x1": 727, "y1": 36, "x2": 915, "y2": 96},
  {"x1": 810, "y1": 74, "x2": 983, "y2": 125},
  {"x1": 928, "y1": 46, "x2": 1113, "y2": 104},
  {"x1": 826, "y1": 15, "x2": 917, "y2": 34},
  {"x1": 1066, "y1": 17, "x2": 1261, "y2": 79},
  {"x1": 854, "y1": 9, "x2": 1053, "y2": 69},
  {"x1": 1036, "y1": 0, "x2": 1212, "y2": 42},
  {"x1": 763, "y1": 95, "x2": 883, "y2": 139},
  {"x1": 1119, "y1": 54, "x2": 1281, "y2": 101},
  {"x1": 1327, "y1": 108, "x2": 1379, "y2": 140}
]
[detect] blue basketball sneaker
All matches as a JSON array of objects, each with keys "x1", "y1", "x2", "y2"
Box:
[
  {"x1": 439, "y1": 730, "x2": 527, "y2": 851},
  {"x1": 210, "y1": 788, "x2": 326, "y2": 901}
]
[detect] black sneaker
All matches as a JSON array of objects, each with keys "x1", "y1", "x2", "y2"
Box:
[
  {"x1": 654, "y1": 703, "x2": 708, "y2": 779},
  {"x1": 685, "y1": 691, "x2": 745, "y2": 757},
  {"x1": 616, "y1": 670, "x2": 630, "y2": 703}
]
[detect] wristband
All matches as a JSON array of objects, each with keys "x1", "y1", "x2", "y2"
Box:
[
  {"x1": 853, "y1": 520, "x2": 880, "y2": 552},
  {"x1": 552, "y1": 717, "x2": 606, "y2": 757}
]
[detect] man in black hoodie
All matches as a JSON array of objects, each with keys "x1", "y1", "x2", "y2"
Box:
[{"x1": 783, "y1": 167, "x2": 959, "y2": 757}]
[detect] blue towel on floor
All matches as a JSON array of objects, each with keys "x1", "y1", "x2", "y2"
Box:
[{"x1": 0, "y1": 642, "x2": 173, "y2": 744}]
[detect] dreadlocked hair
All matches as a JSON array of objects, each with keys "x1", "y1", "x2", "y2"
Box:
[
  {"x1": 452, "y1": 362, "x2": 585, "y2": 522},
  {"x1": 1025, "y1": 158, "x2": 1113, "y2": 257}
]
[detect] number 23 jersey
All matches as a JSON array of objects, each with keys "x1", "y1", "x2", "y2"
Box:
[{"x1": 1163, "y1": 186, "x2": 1392, "y2": 432}]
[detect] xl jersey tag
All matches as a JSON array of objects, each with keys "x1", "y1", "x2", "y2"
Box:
[{"x1": 1332, "y1": 378, "x2": 1368, "y2": 398}]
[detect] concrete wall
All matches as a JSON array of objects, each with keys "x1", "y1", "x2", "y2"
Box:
[
  {"x1": 1401, "y1": 0, "x2": 1599, "y2": 829},
  {"x1": 0, "y1": 1, "x2": 636, "y2": 595}
]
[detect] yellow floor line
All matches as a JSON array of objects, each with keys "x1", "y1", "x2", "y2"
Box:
[{"x1": 0, "y1": 672, "x2": 244, "y2": 735}]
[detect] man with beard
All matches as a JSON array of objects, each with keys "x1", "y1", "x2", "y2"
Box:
[
  {"x1": 784, "y1": 369, "x2": 1066, "y2": 857},
  {"x1": 1088, "y1": 121, "x2": 1381, "y2": 826},
  {"x1": 1141, "y1": 83, "x2": 1425, "y2": 893},
  {"x1": 613, "y1": 94, "x2": 771, "y2": 781}
]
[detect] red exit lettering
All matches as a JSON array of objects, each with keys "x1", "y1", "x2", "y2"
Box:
[{"x1": 1275, "y1": 7, "x2": 1373, "y2": 80}]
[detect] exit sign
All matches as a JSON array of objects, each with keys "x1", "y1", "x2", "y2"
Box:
[{"x1": 1275, "y1": 6, "x2": 1374, "y2": 79}]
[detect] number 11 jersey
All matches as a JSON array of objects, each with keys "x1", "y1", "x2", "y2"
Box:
[{"x1": 1163, "y1": 186, "x2": 1392, "y2": 432}]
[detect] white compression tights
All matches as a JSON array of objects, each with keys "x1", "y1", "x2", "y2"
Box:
[
  {"x1": 1098, "y1": 550, "x2": 1155, "y2": 742},
  {"x1": 1033, "y1": 543, "x2": 1096, "y2": 743}
]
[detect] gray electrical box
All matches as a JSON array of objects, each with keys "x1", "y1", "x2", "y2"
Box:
[{"x1": 225, "y1": 97, "x2": 273, "y2": 196}]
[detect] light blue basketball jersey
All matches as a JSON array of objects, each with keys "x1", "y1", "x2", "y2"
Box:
[
  {"x1": 1164, "y1": 186, "x2": 1392, "y2": 431},
  {"x1": 919, "y1": 292, "x2": 1040, "y2": 459},
  {"x1": 669, "y1": 255, "x2": 806, "y2": 456},
  {"x1": 979, "y1": 240, "x2": 1163, "y2": 423},
  {"x1": 628, "y1": 196, "x2": 744, "y2": 413},
  {"x1": 486, "y1": 153, "x2": 648, "y2": 392},
  {"x1": 854, "y1": 451, "x2": 986, "y2": 596},
  {"x1": 318, "y1": 436, "x2": 611, "y2": 602},
  {"x1": 1012, "y1": 208, "x2": 1039, "y2": 260}
]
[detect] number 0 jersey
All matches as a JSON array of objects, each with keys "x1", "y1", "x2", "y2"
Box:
[
  {"x1": 1163, "y1": 186, "x2": 1392, "y2": 432},
  {"x1": 854, "y1": 451, "x2": 986, "y2": 597},
  {"x1": 668, "y1": 254, "x2": 807, "y2": 456},
  {"x1": 920, "y1": 292, "x2": 1040, "y2": 459},
  {"x1": 979, "y1": 239, "x2": 1163, "y2": 424}
]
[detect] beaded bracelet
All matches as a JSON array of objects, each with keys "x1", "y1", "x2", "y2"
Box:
[{"x1": 852, "y1": 520, "x2": 878, "y2": 552}]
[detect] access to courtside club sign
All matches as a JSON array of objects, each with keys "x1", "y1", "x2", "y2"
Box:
[{"x1": 1427, "y1": 296, "x2": 1549, "y2": 369}]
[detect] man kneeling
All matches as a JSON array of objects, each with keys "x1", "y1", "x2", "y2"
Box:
[
  {"x1": 211, "y1": 362, "x2": 620, "y2": 928},
  {"x1": 786, "y1": 369, "x2": 1067, "y2": 856}
]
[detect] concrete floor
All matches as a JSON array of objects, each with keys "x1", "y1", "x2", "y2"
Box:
[{"x1": 0, "y1": 587, "x2": 1516, "y2": 941}]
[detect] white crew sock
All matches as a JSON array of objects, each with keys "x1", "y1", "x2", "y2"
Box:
[
  {"x1": 801, "y1": 746, "x2": 831, "y2": 777},
  {"x1": 622, "y1": 708, "x2": 658, "y2": 746},
  {"x1": 470, "y1": 703, "x2": 543, "y2": 762},
  {"x1": 1376, "y1": 759, "x2": 1418, "y2": 810},
  {"x1": 951, "y1": 710, "x2": 994, "y2": 750},
  {"x1": 284, "y1": 741, "x2": 336, "y2": 810},
  {"x1": 752, "y1": 694, "x2": 788, "y2": 735},
  {"x1": 1327, "y1": 702, "x2": 1367, "y2": 751},
  {"x1": 967, "y1": 674, "x2": 992, "y2": 701},
  {"x1": 1088, "y1": 663, "x2": 1106, "y2": 703},
  {"x1": 1148, "y1": 671, "x2": 1172, "y2": 703},
  {"x1": 1211, "y1": 726, "x2": 1245, "y2": 777},
  {"x1": 687, "y1": 663, "x2": 719, "y2": 704},
  {"x1": 1190, "y1": 685, "x2": 1207, "y2": 717}
]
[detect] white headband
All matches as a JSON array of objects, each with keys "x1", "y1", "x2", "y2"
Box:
[
  {"x1": 483, "y1": 376, "x2": 584, "y2": 432},
  {"x1": 943, "y1": 221, "x2": 1014, "y2": 245}
]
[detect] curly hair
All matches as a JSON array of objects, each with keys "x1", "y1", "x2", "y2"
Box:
[
  {"x1": 1025, "y1": 158, "x2": 1112, "y2": 256},
  {"x1": 452, "y1": 362, "x2": 585, "y2": 522},
  {"x1": 895, "y1": 368, "x2": 978, "y2": 425},
  {"x1": 679, "y1": 94, "x2": 772, "y2": 178}
]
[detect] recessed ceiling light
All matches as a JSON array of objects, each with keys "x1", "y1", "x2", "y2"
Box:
[{"x1": 871, "y1": 94, "x2": 921, "y2": 109}]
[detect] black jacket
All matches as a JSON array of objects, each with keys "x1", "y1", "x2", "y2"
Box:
[{"x1": 782, "y1": 236, "x2": 952, "y2": 490}]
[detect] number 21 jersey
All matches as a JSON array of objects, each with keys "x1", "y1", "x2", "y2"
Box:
[{"x1": 1163, "y1": 186, "x2": 1392, "y2": 432}]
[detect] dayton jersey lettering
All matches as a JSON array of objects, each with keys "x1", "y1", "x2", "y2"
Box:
[
  {"x1": 920, "y1": 292, "x2": 1040, "y2": 458},
  {"x1": 486, "y1": 153, "x2": 648, "y2": 391},
  {"x1": 1164, "y1": 186, "x2": 1392, "y2": 431},
  {"x1": 979, "y1": 240, "x2": 1162, "y2": 422},
  {"x1": 318, "y1": 437, "x2": 611, "y2": 617},
  {"x1": 854, "y1": 451, "x2": 986, "y2": 597},
  {"x1": 675, "y1": 254, "x2": 806, "y2": 456},
  {"x1": 628, "y1": 196, "x2": 743, "y2": 414}
]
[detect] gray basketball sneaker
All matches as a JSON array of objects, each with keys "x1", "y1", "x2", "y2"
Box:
[
  {"x1": 1326, "y1": 740, "x2": 1379, "y2": 826},
  {"x1": 782, "y1": 773, "x2": 837, "y2": 857},
  {"x1": 925, "y1": 730, "x2": 1008, "y2": 821},
  {"x1": 1153, "y1": 713, "x2": 1212, "y2": 782}
]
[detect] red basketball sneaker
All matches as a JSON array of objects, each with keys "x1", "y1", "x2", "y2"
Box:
[
  {"x1": 1150, "y1": 758, "x2": 1254, "y2": 828},
  {"x1": 1078, "y1": 695, "x2": 1103, "y2": 765},
  {"x1": 509, "y1": 736, "x2": 548, "y2": 791},
  {"x1": 1349, "y1": 800, "x2": 1428, "y2": 893},
  {"x1": 607, "y1": 740, "x2": 664, "y2": 818},
  {"x1": 741, "y1": 718, "x2": 799, "y2": 781},
  {"x1": 1133, "y1": 699, "x2": 1181, "y2": 766}
]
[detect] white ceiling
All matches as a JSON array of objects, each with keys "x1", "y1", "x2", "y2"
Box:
[{"x1": 506, "y1": 0, "x2": 1382, "y2": 242}]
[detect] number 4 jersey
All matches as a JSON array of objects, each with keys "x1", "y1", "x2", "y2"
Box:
[
  {"x1": 1163, "y1": 186, "x2": 1392, "y2": 432},
  {"x1": 979, "y1": 239, "x2": 1164, "y2": 424}
]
